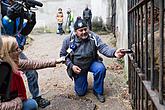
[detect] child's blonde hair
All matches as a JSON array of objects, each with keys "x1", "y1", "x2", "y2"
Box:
[{"x1": 0, "y1": 36, "x2": 18, "y2": 72}]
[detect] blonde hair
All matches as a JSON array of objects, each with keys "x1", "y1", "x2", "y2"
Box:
[{"x1": 0, "y1": 36, "x2": 18, "y2": 72}]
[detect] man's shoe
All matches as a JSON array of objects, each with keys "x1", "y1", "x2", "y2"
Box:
[
  {"x1": 33, "y1": 96, "x2": 50, "y2": 108},
  {"x1": 93, "y1": 91, "x2": 105, "y2": 103}
]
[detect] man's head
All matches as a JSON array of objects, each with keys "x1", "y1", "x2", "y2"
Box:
[
  {"x1": 58, "y1": 8, "x2": 62, "y2": 12},
  {"x1": 74, "y1": 17, "x2": 89, "y2": 40},
  {"x1": 8, "y1": 0, "x2": 14, "y2": 5},
  {"x1": 85, "y1": 4, "x2": 88, "y2": 10},
  {"x1": 67, "y1": 8, "x2": 71, "y2": 14}
]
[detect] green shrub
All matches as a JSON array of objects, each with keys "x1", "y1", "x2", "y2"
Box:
[{"x1": 92, "y1": 16, "x2": 103, "y2": 32}]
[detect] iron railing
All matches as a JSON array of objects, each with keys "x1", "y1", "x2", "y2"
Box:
[
  {"x1": 111, "y1": 0, "x2": 116, "y2": 37},
  {"x1": 128, "y1": 0, "x2": 165, "y2": 109}
]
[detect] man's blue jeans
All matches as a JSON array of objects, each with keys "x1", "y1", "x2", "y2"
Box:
[
  {"x1": 74, "y1": 60, "x2": 106, "y2": 96},
  {"x1": 23, "y1": 99, "x2": 38, "y2": 110},
  {"x1": 19, "y1": 52, "x2": 39, "y2": 98}
]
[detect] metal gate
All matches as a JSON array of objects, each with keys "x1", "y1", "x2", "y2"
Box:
[
  {"x1": 128, "y1": 0, "x2": 165, "y2": 109},
  {"x1": 111, "y1": 0, "x2": 116, "y2": 37}
]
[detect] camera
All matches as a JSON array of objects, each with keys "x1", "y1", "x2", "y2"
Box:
[
  {"x1": 7, "y1": 0, "x2": 43, "y2": 20},
  {"x1": 3, "y1": 0, "x2": 43, "y2": 36}
]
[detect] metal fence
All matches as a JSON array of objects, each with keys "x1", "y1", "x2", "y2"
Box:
[
  {"x1": 111, "y1": 0, "x2": 116, "y2": 37},
  {"x1": 128, "y1": 0, "x2": 165, "y2": 109}
]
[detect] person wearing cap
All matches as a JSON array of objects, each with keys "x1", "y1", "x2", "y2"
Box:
[
  {"x1": 66, "y1": 8, "x2": 74, "y2": 33},
  {"x1": 56, "y1": 8, "x2": 64, "y2": 35},
  {"x1": 59, "y1": 17, "x2": 125, "y2": 103}
]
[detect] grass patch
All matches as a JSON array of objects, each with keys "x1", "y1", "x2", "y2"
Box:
[{"x1": 117, "y1": 58, "x2": 124, "y2": 65}]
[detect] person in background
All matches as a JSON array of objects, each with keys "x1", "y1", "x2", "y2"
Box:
[
  {"x1": 1, "y1": 0, "x2": 51, "y2": 108},
  {"x1": 0, "y1": 36, "x2": 64, "y2": 110},
  {"x1": 83, "y1": 4, "x2": 92, "y2": 30},
  {"x1": 56, "y1": 8, "x2": 64, "y2": 35},
  {"x1": 60, "y1": 17, "x2": 125, "y2": 103},
  {"x1": 66, "y1": 8, "x2": 74, "y2": 33}
]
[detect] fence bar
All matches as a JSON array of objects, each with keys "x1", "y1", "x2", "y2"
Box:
[
  {"x1": 128, "y1": 0, "x2": 150, "y2": 13},
  {"x1": 135, "y1": 10, "x2": 137, "y2": 63},
  {"x1": 143, "y1": 81, "x2": 165, "y2": 110},
  {"x1": 127, "y1": 0, "x2": 165, "y2": 109},
  {"x1": 144, "y1": 2, "x2": 149, "y2": 109},
  {"x1": 141, "y1": 83, "x2": 144, "y2": 110},
  {"x1": 150, "y1": 0, "x2": 155, "y2": 90},
  {"x1": 138, "y1": 75, "x2": 141, "y2": 110},
  {"x1": 137, "y1": 8, "x2": 140, "y2": 67},
  {"x1": 135, "y1": 66, "x2": 138, "y2": 109},
  {"x1": 140, "y1": 6, "x2": 144, "y2": 72},
  {"x1": 159, "y1": 0, "x2": 164, "y2": 104},
  {"x1": 144, "y1": 1, "x2": 149, "y2": 80}
]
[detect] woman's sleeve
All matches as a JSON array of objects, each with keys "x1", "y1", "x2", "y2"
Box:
[
  {"x1": 18, "y1": 59, "x2": 56, "y2": 70},
  {"x1": 0, "y1": 97, "x2": 22, "y2": 110}
]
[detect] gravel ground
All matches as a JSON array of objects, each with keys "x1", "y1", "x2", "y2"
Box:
[{"x1": 22, "y1": 33, "x2": 132, "y2": 110}]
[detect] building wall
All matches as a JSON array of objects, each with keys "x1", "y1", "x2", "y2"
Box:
[
  {"x1": 115, "y1": 0, "x2": 128, "y2": 72},
  {"x1": 35, "y1": 0, "x2": 91, "y2": 31},
  {"x1": 91, "y1": 0, "x2": 111, "y2": 25},
  {"x1": 115, "y1": 0, "x2": 128, "y2": 49},
  {"x1": 33, "y1": 0, "x2": 111, "y2": 31}
]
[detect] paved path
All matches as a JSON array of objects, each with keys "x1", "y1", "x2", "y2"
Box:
[{"x1": 23, "y1": 33, "x2": 131, "y2": 110}]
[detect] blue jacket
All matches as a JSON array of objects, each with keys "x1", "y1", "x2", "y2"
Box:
[{"x1": 2, "y1": 16, "x2": 27, "y2": 49}]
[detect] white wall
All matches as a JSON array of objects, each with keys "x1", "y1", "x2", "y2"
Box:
[
  {"x1": 116, "y1": 0, "x2": 128, "y2": 49},
  {"x1": 35, "y1": 0, "x2": 91, "y2": 31},
  {"x1": 115, "y1": 0, "x2": 128, "y2": 72},
  {"x1": 34, "y1": 0, "x2": 111, "y2": 31},
  {"x1": 91, "y1": 0, "x2": 111, "y2": 25}
]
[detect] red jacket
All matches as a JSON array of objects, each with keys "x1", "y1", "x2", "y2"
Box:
[{"x1": 10, "y1": 71, "x2": 27, "y2": 101}]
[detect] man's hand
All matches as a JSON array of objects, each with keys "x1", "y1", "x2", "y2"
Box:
[
  {"x1": 114, "y1": 49, "x2": 126, "y2": 58},
  {"x1": 72, "y1": 65, "x2": 81, "y2": 74}
]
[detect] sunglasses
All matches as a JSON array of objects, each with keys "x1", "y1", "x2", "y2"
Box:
[{"x1": 9, "y1": 47, "x2": 22, "y2": 54}]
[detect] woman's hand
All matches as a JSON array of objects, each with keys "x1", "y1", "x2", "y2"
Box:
[
  {"x1": 56, "y1": 57, "x2": 66, "y2": 64},
  {"x1": 0, "y1": 97, "x2": 22, "y2": 110},
  {"x1": 72, "y1": 65, "x2": 81, "y2": 74}
]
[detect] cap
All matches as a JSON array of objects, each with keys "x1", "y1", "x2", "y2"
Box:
[
  {"x1": 67, "y1": 8, "x2": 71, "y2": 13},
  {"x1": 58, "y1": 8, "x2": 62, "y2": 12},
  {"x1": 74, "y1": 17, "x2": 87, "y2": 30}
]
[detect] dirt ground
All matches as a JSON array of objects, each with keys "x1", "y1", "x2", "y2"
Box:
[{"x1": 22, "y1": 33, "x2": 132, "y2": 110}]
